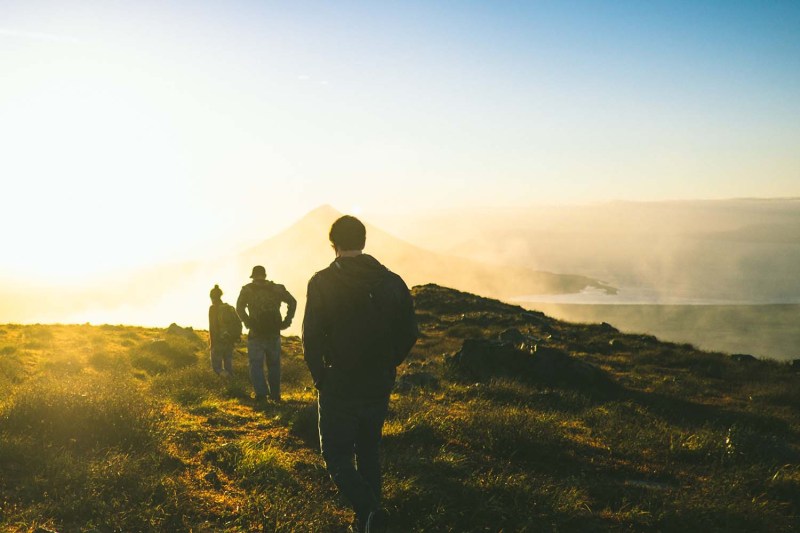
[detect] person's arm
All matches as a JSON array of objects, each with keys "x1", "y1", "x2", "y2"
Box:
[
  {"x1": 236, "y1": 288, "x2": 250, "y2": 330},
  {"x1": 302, "y1": 278, "x2": 326, "y2": 389},
  {"x1": 280, "y1": 287, "x2": 297, "y2": 329},
  {"x1": 393, "y1": 277, "x2": 419, "y2": 366}
]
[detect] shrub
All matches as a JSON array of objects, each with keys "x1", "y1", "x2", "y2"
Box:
[
  {"x1": 0, "y1": 348, "x2": 25, "y2": 384},
  {"x1": 88, "y1": 349, "x2": 128, "y2": 371},
  {"x1": 0, "y1": 345, "x2": 17, "y2": 355},
  {"x1": 129, "y1": 337, "x2": 199, "y2": 375},
  {"x1": 25, "y1": 325, "x2": 54, "y2": 341},
  {"x1": 151, "y1": 365, "x2": 218, "y2": 404},
  {"x1": 1, "y1": 374, "x2": 164, "y2": 452}
]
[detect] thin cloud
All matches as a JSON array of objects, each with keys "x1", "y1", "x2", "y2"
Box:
[{"x1": 0, "y1": 28, "x2": 80, "y2": 43}]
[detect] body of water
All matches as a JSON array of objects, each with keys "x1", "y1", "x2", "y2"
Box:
[
  {"x1": 516, "y1": 286, "x2": 800, "y2": 306},
  {"x1": 514, "y1": 298, "x2": 800, "y2": 361}
]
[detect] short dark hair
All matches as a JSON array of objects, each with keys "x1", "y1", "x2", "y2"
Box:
[{"x1": 329, "y1": 215, "x2": 366, "y2": 251}]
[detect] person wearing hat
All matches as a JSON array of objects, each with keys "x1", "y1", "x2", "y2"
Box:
[
  {"x1": 208, "y1": 284, "x2": 240, "y2": 377},
  {"x1": 236, "y1": 265, "x2": 297, "y2": 402}
]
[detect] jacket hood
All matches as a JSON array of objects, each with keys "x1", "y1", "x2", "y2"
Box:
[{"x1": 328, "y1": 254, "x2": 388, "y2": 290}]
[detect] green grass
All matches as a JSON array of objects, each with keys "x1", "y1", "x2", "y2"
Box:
[{"x1": 0, "y1": 285, "x2": 799, "y2": 531}]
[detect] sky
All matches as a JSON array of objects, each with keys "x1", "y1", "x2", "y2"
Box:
[{"x1": 1, "y1": 0, "x2": 799, "y2": 280}]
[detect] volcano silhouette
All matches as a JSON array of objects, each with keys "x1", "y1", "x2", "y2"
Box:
[{"x1": 236, "y1": 205, "x2": 614, "y2": 302}]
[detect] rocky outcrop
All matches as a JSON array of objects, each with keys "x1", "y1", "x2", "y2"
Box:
[{"x1": 447, "y1": 331, "x2": 611, "y2": 389}]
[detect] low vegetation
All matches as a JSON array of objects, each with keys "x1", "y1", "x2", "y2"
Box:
[{"x1": 1, "y1": 285, "x2": 798, "y2": 531}]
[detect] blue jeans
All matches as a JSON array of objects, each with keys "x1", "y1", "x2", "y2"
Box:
[
  {"x1": 210, "y1": 344, "x2": 234, "y2": 375},
  {"x1": 318, "y1": 390, "x2": 389, "y2": 522},
  {"x1": 247, "y1": 336, "x2": 281, "y2": 399}
]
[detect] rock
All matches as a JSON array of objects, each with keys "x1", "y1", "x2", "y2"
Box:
[
  {"x1": 448, "y1": 339, "x2": 611, "y2": 389},
  {"x1": 730, "y1": 353, "x2": 758, "y2": 363},
  {"x1": 396, "y1": 371, "x2": 440, "y2": 393},
  {"x1": 498, "y1": 328, "x2": 526, "y2": 345},
  {"x1": 531, "y1": 346, "x2": 573, "y2": 381},
  {"x1": 166, "y1": 323, "x2": 201, "y2": 344},
  {"x1": 599, "y1": 322, "x2": 619, "y2": 334},
  {"x1": 448, "y1": 339, "x2": 537, "y2": 382},
  {"x1": 497, "y1": 328, "x2": 538, "y2": 352}
]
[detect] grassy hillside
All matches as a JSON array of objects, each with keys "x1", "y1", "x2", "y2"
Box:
[{"x1": 1, "y1": 285, "x2": 799, "y2": 532}]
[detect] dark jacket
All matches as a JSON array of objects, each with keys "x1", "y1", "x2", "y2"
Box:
[
  {"x1": 236, "y1": 280, "x2": 296, "y2": 339},
  {"x1": 302, "y1": 254, "x2": 418, "y2": 399}
]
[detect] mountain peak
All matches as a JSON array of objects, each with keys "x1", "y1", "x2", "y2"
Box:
[{"x1": 300, "y1": 205, "x2": 343, "y2": 225}]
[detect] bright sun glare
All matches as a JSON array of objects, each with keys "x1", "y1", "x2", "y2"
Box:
[
  {"x1": 1, "y1": 2, "x2": 799, "y2": 329},
  {"x1": 1, "y1": 32, "x2": 217, "y2": 282}
]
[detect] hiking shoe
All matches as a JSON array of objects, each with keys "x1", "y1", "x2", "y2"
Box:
[{"x1": 364, "y1": 508, "x2": 388, "y2": 533}]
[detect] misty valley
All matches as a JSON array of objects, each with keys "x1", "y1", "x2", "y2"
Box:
[{"x1": 2, "y1": 199, "x2": 800, "y2": 362}]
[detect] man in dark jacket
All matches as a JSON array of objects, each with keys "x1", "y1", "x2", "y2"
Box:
[
  {"x1": 237, "y1": 265, "x2": 296, "y2": 402},
  {"x1": 303, "y1": 215, "x2": 418, "y2": 533}
]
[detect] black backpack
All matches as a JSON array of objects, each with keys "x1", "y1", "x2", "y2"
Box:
[
  {"x1": 247, "y1": 283, "x2": 283, "y2": 334},
  {"x1": 332, "y1": 271, "x2": 418, "y2": 370}
]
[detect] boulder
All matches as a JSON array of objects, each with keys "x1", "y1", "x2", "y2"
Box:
[
  {"x1": 396, "y1": 371, "x2": 440, "y2": 393},
  {"x1": 531, "y1": 346, "x2": 573, "y2": 381},
  {"x1": 498, "y1": 328, "x2": 527, "y2": 345},
  {"x1": 497, "y1": 328, "x2": 539, "y2": 352},
  {"x1": 448, "y1": 339, "x2": 611, "y2": 389},
  {"x1": 166, "y1": 323, "x2": 202, "y2": 344},
  {"x1": 448, "y1": 339, "x2": 537, "y2": 382},
  {"x1": 599, "y1": 322, "x2": 619, "y2": 334}
]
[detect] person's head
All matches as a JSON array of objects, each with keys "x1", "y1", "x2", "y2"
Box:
[
  {"x1": 210, "y1": 284, "x2": 223, "y2": 302},
  {"x1": 329, "y1": 215, "x2": 366, "y2": 254},
  {"x1": 250, "y1": 265, "x2": 267, "y2": 280}
]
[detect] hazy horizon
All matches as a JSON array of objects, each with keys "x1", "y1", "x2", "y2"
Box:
[
  {"x1": 2, "y1": 2, "x2": 799, "y2": 358},
  {"x1": 3, "y1": 1, "x2": 799, "y2": 279},
  {"x1": 1, "y1": 199, "x2": 799, "y2": 360}
]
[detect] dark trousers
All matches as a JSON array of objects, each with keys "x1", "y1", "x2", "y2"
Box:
[{"x1": 318, "y1": 391, "x2": 389, "y2": 522}]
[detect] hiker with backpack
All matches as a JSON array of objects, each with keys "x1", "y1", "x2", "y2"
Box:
[
  {"x1": 237, "y1": 265, "x2": 297, "y2": 403},
  {"x1": 208, "y1": 284, "x2": 242, "y2": 377},
  {"x1": 302, "y1": 215, "x2": 418, "y2": 533}
]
